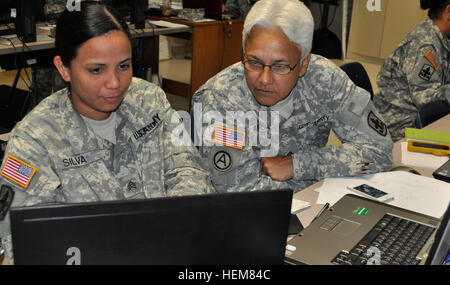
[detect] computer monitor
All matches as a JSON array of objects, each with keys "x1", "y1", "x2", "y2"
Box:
[
  {"x1": 183, "y1": 0, "x2": 223, "y2": 20},
  {"x1": 0, "y1": 0, "x2": 44, "y2": 42},
  {"x1": 0, "y1": 0, "x2": 16, "y2": 23},
  {"x1": 102, "y1": 0, "x2": 147, "y2": 29},
  {"x1": 14, "y1": 0, "x2": 39, "y2": 42}
]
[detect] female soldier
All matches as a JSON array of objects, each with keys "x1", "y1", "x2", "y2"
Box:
[
  {"x1": 374, "y1": 0, "x2": 450, "y2": 141},
  {"x1": 0, "y1": 1, "x2": 214, "y2": 263}
]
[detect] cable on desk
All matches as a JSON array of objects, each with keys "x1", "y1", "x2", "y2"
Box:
[
  {"x1": 1, "y1": 22, "x2": 35, "y2": 89},
  {"x1": 0, "y1": 25, "x2": 35, "y2": 122},
  {"x1": 16, "y1": 36, "x2": 33, "y2": 90}
]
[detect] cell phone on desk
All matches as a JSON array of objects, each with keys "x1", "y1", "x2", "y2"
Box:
[{"x1": 347, "y1": 184, "x2": 394, "y2": 202}]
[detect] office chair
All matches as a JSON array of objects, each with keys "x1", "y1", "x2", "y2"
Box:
[
  {"x1": 415, "y1": 100, "x2": 450, "y2": 129},
  {"x1": 0, "y1": 80, "x2": 31, "y2": 134},
  {"x1": 311, "y1": 0, "x2": 341, "y2": 59},
  {"x1": 340, "y1": 62, "x2": 374, "y2": 100}
]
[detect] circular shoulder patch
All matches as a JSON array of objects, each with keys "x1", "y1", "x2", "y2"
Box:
[
  {"x1": 213, "y1": 151, "x2": 232, "y2": 171},
  {"x1": 367, "y1": 111, "x2": 387, "y2": 136}
]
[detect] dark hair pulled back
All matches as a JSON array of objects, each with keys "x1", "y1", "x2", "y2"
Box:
[
  {"x1": 420, "y1": 0, "x2": 450, "y2": 19},
  {"x1": 55, "y1": 1, "x2": 131, "y2": 67}
]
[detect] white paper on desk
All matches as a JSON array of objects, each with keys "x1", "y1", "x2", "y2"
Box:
[
  {"x1": 315, "y1": 173, "x2": 377, "y2": 205},
  {"x1": 316, "y1": 171, "x2": 450, "y2": 219},
  {"x1": 147, "y1": 20, "x2": 189, "y2": 29},
  {"x1": 291, "y1": 198, "x2": 311, "y2": 214},
  {"x1": 401, "y1": 142, "x2": 448, "y2": 169}
]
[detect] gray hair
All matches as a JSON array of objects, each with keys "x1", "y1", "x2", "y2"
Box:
[{"x1": 242, "y1": 0, "x2": 314, "y2": 61}]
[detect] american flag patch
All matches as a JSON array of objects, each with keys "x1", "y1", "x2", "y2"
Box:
[
  {"x1": 425, "y1": 50, "x2": 440, "y2": 71},
  {"x1": 212, "y1": 126, "x2": 246, "y2": 150},
  {"x1": 1, "y1": 155, "x2": 38, "y2": 188}
]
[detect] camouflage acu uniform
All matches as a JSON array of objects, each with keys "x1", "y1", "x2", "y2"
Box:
[
  {"x1": 374, "y1": 19, "x2": 450, "y2": 142},
  {"x1": 225, "y1": 0, "x2": 256, "y2": 18},
  {"x1": 43, "y1": 0, "x2": 67, "y2": 20},
  {"x1": 192, "y1": 55, "x2": 393, "y2": 193},
  {"x1": 0, "y1": 77, "x2": 214, "y2": 264}
]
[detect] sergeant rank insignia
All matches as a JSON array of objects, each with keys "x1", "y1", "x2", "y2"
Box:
[{"x1": 368, "y1": 112, "x2": 387, "y2": 137}]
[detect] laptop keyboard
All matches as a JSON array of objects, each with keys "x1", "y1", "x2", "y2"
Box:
[{"x1": 331, "y1": 214, "x2": 435, "y2": 265}]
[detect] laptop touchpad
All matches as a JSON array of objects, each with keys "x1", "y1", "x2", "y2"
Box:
[{"x1": 332, "y1": 219, "x2": 361, "y2": 236}]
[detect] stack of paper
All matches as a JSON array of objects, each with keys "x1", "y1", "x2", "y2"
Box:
[
  {"x1": 291, "y1": 199, "x2": 311, "y2": 214},
  {"x1": 315, "y1": 171, "x2": 450, "y2": 219}
]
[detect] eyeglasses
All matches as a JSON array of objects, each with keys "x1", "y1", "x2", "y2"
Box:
[{"x1": 242, "y1": 57, "x2": 301, "y2": 75}]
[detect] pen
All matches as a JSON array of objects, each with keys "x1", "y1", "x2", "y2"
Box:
[{"x1": 312, "y1": 202, "x2": 330, "y2": 223}]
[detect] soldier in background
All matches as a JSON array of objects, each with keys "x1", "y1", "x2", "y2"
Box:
[
  {"x1": 30, "y1": 0, "x2": 67, "y2": 108},
  {"x1": 43, "y1": 0, "x2": 66, "y2": 21},
  {"x1": 374, "y1": 0, "x2": 450, "y2": 141},
  {"x1": 192, "y1": 0, "x2": 393, "y2": 193}
]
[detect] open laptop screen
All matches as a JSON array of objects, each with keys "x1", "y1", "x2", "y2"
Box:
[
  {"x1": 10, "y1": 189, "x2": 292, "y2": 265},
  {"x1": 426, "y1": 202, "x2": 450, "y2": 265}
]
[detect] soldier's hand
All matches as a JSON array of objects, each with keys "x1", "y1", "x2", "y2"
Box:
[{"x1": 261, "y1": 156, "x2": 293, "y2": 182}]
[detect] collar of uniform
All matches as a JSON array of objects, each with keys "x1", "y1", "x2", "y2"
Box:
[
  {"x1": 242, "y1": 70, "x2": 265, "y2": 110},
  {"x1": 115, "y1": 78, "x2": 158, "y2": 127},
  {"x1": 269, "y1": 91, "x2": 295, "y2": 120},
  {"x1": 427, "y1": 18, "x2": 450, "y2": 52},
  {"x1": 60, "y1": 88, "x2": 110, "y2": 150}
]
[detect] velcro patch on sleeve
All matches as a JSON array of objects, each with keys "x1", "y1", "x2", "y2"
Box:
[
  {"x1": 1, "y1": 155, "x2": 38, "y2": 189},
  {"x1": 425, "y1": 50, "x2": 440, "y2": 71},
  {"x1": 212, "y1": 125, "x2": 246, "y2": 150},
  {"x1": 418, "y1": 64, "x2": 435, "y2": 81},
  {"x1": 367, "y1": 111, "x2": 387, "y2": 137}
]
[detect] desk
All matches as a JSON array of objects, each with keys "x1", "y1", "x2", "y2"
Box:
[
  {"x1": 0, "y1": 23, "x2": 191, "y2": 76},
  {"x1": 391, "y1": 114, "x2": 450, "y2": 178},
  {"x1": 0, "y1": 23, "x2": 192, "y2": 131},
  {"x1": 0, "y1": 23, "x2": 191, "y2": 57},
  {"x1": 151, "y1": 17, "x2": 244, "y2": 107},
  {"x1": 295, "y1": 114, "x2": 450, "y2": 228}
]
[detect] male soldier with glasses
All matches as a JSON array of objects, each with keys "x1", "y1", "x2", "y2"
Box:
[{"x1": 192, "y1": 0, "x2": 393, "y2": 193}]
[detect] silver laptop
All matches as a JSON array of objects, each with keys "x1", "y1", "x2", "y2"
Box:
[{"x1": 285, "y1": 194, "x2": 450, "y2": 265}]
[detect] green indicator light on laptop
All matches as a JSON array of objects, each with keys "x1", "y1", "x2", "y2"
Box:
[{"x1": 353, "y1": 206, "x2": 371, "y2": 216}]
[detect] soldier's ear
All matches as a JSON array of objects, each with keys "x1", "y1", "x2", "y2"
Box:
[
  {"x1": 298, "y1": 53, "x2": 311, "y2": 78},
  {"x1": 53, "y1": 56, "x2": 71, "y2": 82}
]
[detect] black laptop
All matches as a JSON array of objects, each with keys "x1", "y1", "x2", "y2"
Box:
[{"x1": 10, "y1": 190, "x2": 292, "y2": 265}]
